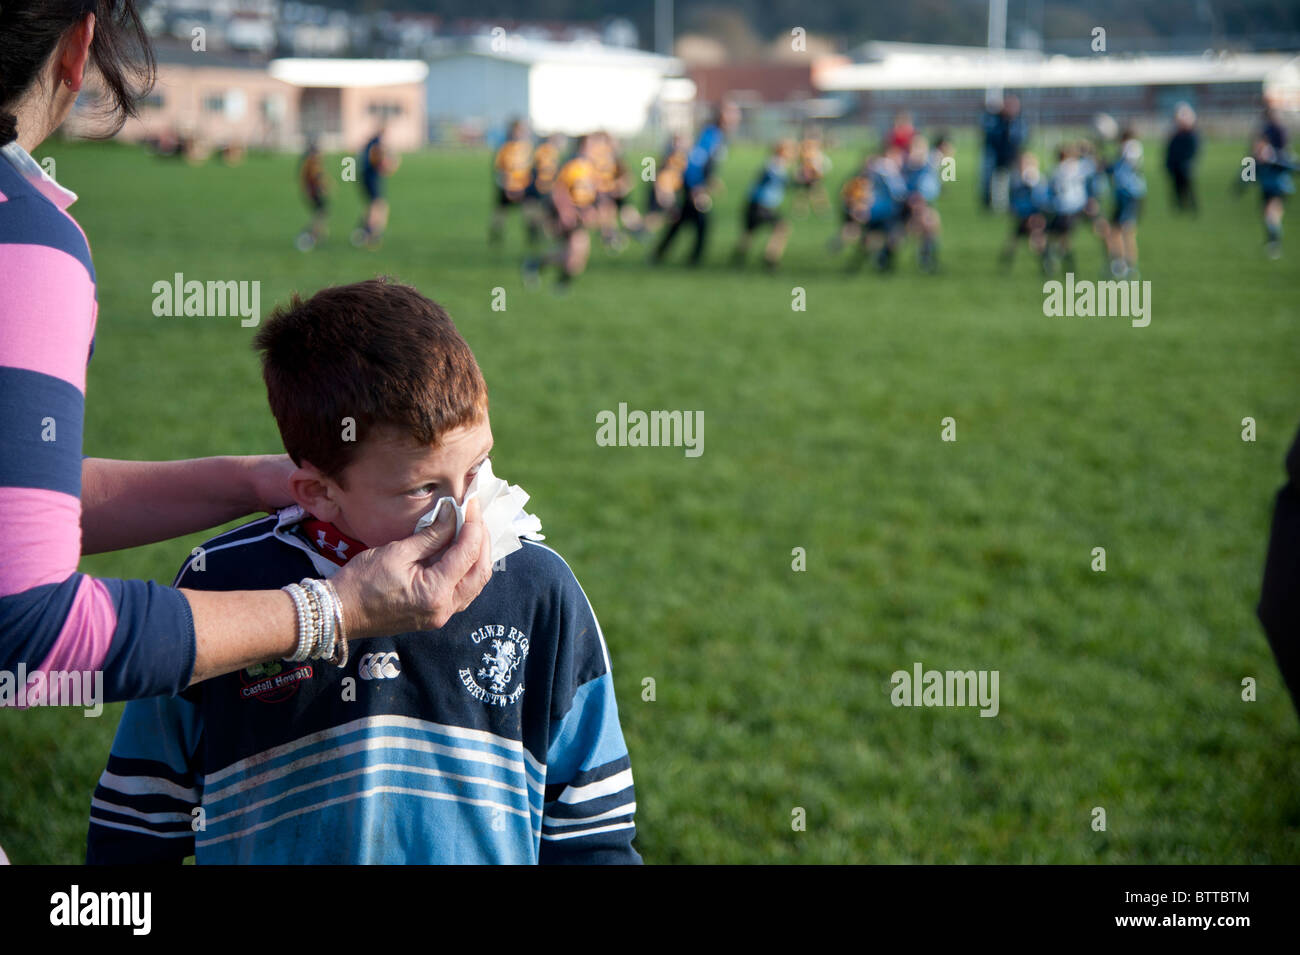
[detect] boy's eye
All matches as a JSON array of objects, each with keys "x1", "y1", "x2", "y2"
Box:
[{"x1": 408, "y1": 483, "x2": 437, "y2": 498}]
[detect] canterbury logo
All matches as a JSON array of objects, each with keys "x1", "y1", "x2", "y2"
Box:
[{"x1": 358, "y1": 651, "x2": 401, "y2": 680}]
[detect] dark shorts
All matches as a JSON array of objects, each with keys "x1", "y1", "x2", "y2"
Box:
[
  {"x1": 1013, "y1": 215, "x2": 1038, "y2": 237},
  {"x1": 1111, "y1": 196, "x2": 1142, "y2": 226},
  {"x1": 545, "y1": 200, "x2": 590, "y2": 239},
  {"x1": 362, "y1": 174, "x2": 383, "y2": 201},
  {"x1": 1048, "y1": 212, "x2": 1076, "y2": 235},
  {"x1": 306, "y1": 188, "x2": 326, "y2": 212},
  {"x1": 866, "y1": 214, "x2": 895, "y2": 234},
  {"x1": 744, "y1": 201, "x2": 781, "y2": 232},
  {"x1": 497, "y1": 184, "x2": 525, "y2": 207}
]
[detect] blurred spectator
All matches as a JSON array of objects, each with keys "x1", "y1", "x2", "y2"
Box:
[
  {"x1": 1164, "y1": 102, "x2": 1200, "y2": 214},
  {"x1": 980, "y1": 94, "x2": 1027, "y2": 211}
]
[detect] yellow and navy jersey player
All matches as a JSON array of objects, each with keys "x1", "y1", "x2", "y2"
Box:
[
  {"x1": 522, "y1": 135, "x2": 601, "y2": 289},
  {"x1": 523, "y1": 132, "x2": 566, "y2": 246},
  {"x1": 792, "y1": 129, "x2": 832, "y2": 217},
  {"x1": 528, "y1": 133, "x2": 565, "y2": 200},
  {"x1": 490, "y1": 118, "x2": 534, "y2": 247},
  {"x1": 551, "y1": 136, "x2": 600, "y2": 227}
]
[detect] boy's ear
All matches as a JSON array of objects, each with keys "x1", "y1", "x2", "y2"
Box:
[{"x1": 289, "y1": 460, "x2": 342, "y2": 522}]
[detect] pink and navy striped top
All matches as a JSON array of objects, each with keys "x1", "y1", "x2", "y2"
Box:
[{"x1": 0, "y1": 142, "x2": 195, "y2": 701}]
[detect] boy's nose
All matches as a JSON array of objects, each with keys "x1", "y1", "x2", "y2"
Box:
[{"x1": 446, "y1": 478, "x2": 471, "y2": 506}]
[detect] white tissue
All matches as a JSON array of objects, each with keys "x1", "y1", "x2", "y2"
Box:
[{"x1": 413, "y1": 459, "x2": 543, "y2": 564}]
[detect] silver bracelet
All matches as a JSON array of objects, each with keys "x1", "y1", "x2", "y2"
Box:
[
  {"x1": 303, "y1": 578, "x2": 336, "y2": 661},
  {"x1": 322, "y1": 579, "x2": 350, "y2": 668},
  {"x1": 282, "y1": 582, "x2": 313, "y2": 662}
]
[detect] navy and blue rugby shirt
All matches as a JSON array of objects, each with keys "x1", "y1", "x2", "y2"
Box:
[{"x1": 86, "y1": 507, "x2": 641, "y2": 864}]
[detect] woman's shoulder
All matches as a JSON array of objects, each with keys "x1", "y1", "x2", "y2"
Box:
[{"x1": 0, "y1": 155, "x2": 95, "y2": 284}]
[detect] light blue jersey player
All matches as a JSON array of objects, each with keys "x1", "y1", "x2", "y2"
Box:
[
  {"x1": 1105, "y1": 132, "x2": 1148, "y2": 276},
  {"x1": 1000, "y1": 151, "x2": 1050, "y2": 271},
  {"x1": 902, "y1": 135, "x2": 945, "y2": 272},
  {"x1": 858, "y1": 145, "x2": 909, "y2": 271},
  {"x1": 1045, "y1": 144, "x2": 1091, "y2": 273}
]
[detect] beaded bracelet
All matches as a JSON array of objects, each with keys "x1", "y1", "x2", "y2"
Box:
[
  {"x1": 304, "y1": 578, "x2": 339, "y2": 663},
  {"x1": 282, "y1": 582, "x2": 316, "y2": 662},
  {"x1": 322, "y1": 579, "x2": 350, "y2": 667},
  {"x1": 283, "y1": 578, "x2": 350, "y2": 668}
]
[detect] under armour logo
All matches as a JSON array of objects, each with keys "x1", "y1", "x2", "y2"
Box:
[{"x1": 316, "y1": 530, "x2": 349, "y2": 560}]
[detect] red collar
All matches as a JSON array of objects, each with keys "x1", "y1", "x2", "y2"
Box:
[{"x1": 300, "y1": 517, "x2": 369, "y2": 566}]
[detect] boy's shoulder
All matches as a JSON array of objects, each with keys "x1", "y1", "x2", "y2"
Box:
[
  {"x1": 483, "y1": 537, "x2": 598, "y2": 612},
  {"x1": 173, "y1": 510, "x2": 321, "y2": 592}
]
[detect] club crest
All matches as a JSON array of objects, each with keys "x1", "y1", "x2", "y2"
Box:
[{"x1": 460, "y1": 624, "x2": 529, "y2": 705}]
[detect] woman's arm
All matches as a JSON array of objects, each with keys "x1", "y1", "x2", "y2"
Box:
[
  {"x1": 81, "y1": 455, "x2": 295, "y2": 555},
  {"x1": 183, "y1": 501, "x2": 491, "y2": 686}
]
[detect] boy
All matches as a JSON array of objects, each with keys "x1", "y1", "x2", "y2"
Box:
[
  {"x1": 524, "y1": 132, "x2": 565, "y2": 246},
  {"x1": 644, "y1": 133, "x2": 688, "y2": 235},
  {"x1": 490, "y1": 118, "x2": 533, "y2": 247},
  {"x1": 87, "y1": 279, "x2": 640, "y2": 864},
  {"x1": 732, "y1": 139, "x2": 794, "y2": 270},
  {"x1": 1250, "y1": 133, "x2": 1296, "y2": 259},
  {"x1": 829, "y1": 158, "x2": 872, "y2": 256},
  {"x1": 901, "y1": 135, "x2": 943, "y2": 273},
  {"x1": 295, "y1": 139, "x2": 328, "y2": 252},
  {"x1": 1105, "y1": 131, "x2": 1147, "y2": 277},
  {"x1": 589, "y1": 132, "x2": 643, "y2": 250},
  {"x1": 522, "y1": 135, "x2": 600, "y2": 290},
  {"x1": 1044, "y1": 143, "x2": 1090, "y2": 274},
  {"x1": 858, "y1": 145, "x2": 908, "y2": 272},
  {"x1": 351, "y1": 126, "x2": 398, "y2": 250},
  {"x1": 999, "y1": 150, "x2": 1049, "y2": 272},
  {"x1": 791, "y1": 127, "x2": 831, "y2": 218},
  {"x1": 652, "y1": 99, "x2": 740, "y2": 267}
]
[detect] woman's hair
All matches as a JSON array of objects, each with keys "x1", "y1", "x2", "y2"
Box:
[{"x1": 0, "y1": 0, "x2": 154, "y2": 146}]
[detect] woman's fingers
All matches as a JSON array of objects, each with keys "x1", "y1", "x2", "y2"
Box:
[
  {"x1": 250, "y1": 453, "x2": 297, "y2": 512},
  {"x1": 408, "y1": 498, "x2": 458, "y2": 563},
  {"x1": 333, "y1": 495, "x2": 493, "y2": 636},
  {"x1": 412, "y1": 497, "x2": 491, "y2": 629},
  {"x1": 452, "y1": 517, "x2": 494, "y2": 615}
]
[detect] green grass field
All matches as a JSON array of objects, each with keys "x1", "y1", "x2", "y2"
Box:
[{"x1": 1, "y1": 133, "x2": 1297, "y2": 864}]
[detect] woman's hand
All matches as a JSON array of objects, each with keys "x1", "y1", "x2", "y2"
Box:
[
  {"x1": 244, "y1": 453, "x2": 298, "y2": 513},
  {"x1": 330, "y1": 497, "x2": 493, "y2": 638}
]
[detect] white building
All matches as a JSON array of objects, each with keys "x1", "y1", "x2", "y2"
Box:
[
  {"x1": 423, "y1": 35, "x2": 683, "y2": 139},
  {"x1": 815, "y1": 42, "x2": 1300, "y2": 130}
]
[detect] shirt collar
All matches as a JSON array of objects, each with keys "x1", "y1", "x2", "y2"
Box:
[
  {"x1": 0, "y1": 140, "x2": 78, "y2": 210},
  {"x1": 271, "y1": 506, "x2": 345, "y2": 579}
]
